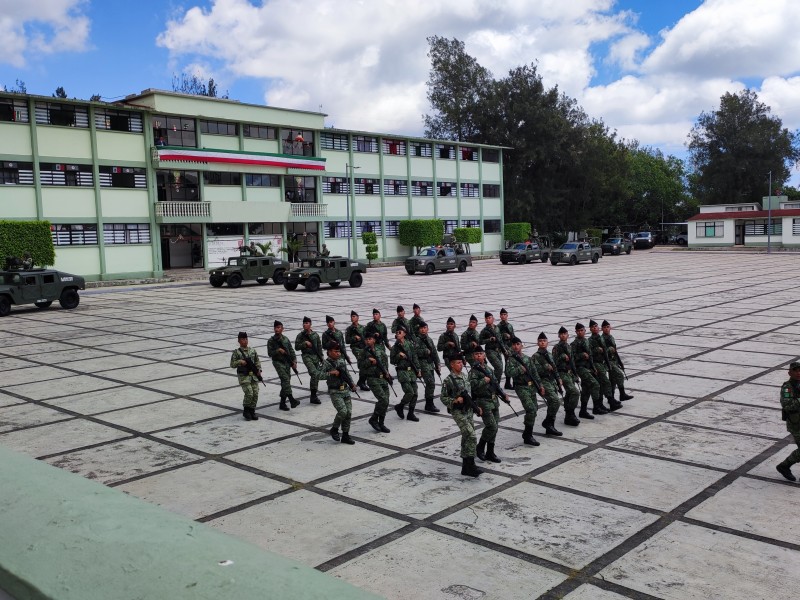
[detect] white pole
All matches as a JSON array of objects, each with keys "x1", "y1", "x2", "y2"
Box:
[{"x1": 767, "y1": 171, "x2": 772, "y2": 255}]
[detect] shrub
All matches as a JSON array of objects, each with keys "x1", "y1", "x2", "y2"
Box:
[
  {"x1": 0, "y1": 220, "x2": 56, "y2": 266},
  {"x1": 362, "y1": 231, "x2": 378, "y2": 265},
  {"x1": 399, "y1": 220, "x2": 444, "y2": 253},
  {"x1": 453, "y1": 227, "x2": 482, "y2": 244},
  {"x1": 504, "y1": 222, "x2": 531, "y2": 244}
]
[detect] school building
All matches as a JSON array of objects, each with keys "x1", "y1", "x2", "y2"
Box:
[{"x1": 0, "y1": 89, "x2": 506, "y2": 280}]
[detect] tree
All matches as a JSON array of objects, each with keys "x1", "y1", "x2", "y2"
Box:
[
  {"x1": 687, "y1": 89, "x2": 800, "y2": 205},
  {"x1": 53, "y1": 87, "x2": 67, "y2": 98},
  {"x1": 89, "y1": 94, "x2": 102, "y2": 102},
  {"x1": 171, "y1": 73, "x2": 229, "y2": 99},
  {"x1": 399, "y1": 219, "x2": 444, "y2": 253},
  {"x1": 2, "y1": 79, "x2": 26, "y2": 93}
]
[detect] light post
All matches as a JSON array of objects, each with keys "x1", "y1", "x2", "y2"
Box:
[
  {"x1": 767, "y1": 170, "x2": 772, "y2": 254},
  {"x1": 345, "y1": 163, "x2": 360, "y2": 258}
]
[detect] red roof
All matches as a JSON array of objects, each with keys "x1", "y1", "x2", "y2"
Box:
[{"x1": 688, "y1": 209, "x2": 800, "y2": 221}]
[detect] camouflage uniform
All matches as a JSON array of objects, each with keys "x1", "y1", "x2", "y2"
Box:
[
  {"x1": 441, "y1": 370, "x2": 476, "y2": 458},
  {"x1": 345, "y1": 320, "x2": 368, "y2": 387},
  {"x1": 230, "y1": 346, "x2": 262, "y2": 409},
  {"x1": 316, "y1": 356, "x2": 354, "y2": 436},
  {"x1": 322, "y1": 326, "x2": 354, "y2": 380},
  {"x1": 391, "y1": 316, "x2": 411, "y2": 339},
  {"x1": 296, "y1": 329, "x2": 324, "y2": 397},
  {"x1": 480, "y1": 324, "x2": 508, "y2": 381},
  {"x1": 267, "y1": 334, "x2": 296, "y2": 401},
  {"x1": 460, "y1": 326, "x2": 481, "y2": 365},
  {"x1": 437, "y1": 329, "x2": 462, "y2": 369},
  {"x1": 365, "y1": 319, "x2": 391, "y2": 356},
  {"x1": 590, "y1": 332, "x2": 622, "y2": 410},
  {"x1": 602, "y1": 332, "x2": 631, "y2": 400},
  {"x1": 571, "y1": 336, "x2": 603, "y2": 413},
  {"x1": 533, "y1": 348, "x2": 562, "y2": 422},
  {"x1": 552, "y1": 340, "x2": 580, "y2": 415},
  {"x1": 497, "y1": 317, "x2": 515, "y2": 387},
  {"x1": 505, "y1": 351, "x2": 542, "y2": 427},
  {"x1": 414, "y1": 332, "x2": 441, "y2": 409},
  {"x1": 778, "y1": 378, "x2": 800, "y2": 475},
  {"x1": 469, "y1": 363, "x2": 499, "y2": 445},
  {"x1": 359, "y1": 345, "x2": 391, "y2": 421},
  {"x1": 390, "y1": 337, "x2": 420, "y2": 415},
  {"x1": 408, "y1": 314, "x2": 425, "y2": 342}
]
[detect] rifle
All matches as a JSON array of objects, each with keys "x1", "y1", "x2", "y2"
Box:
[
  {"x1": 471, "y1": 362, "x2": 519, "y2": 417},
  {"x1": 537, "y1": 350, "x2": 564, "y2": 396},
  {"x1": 365, "y1": 346, "x2": 398, "y2": 397},
  {"x1": 237, "y1": 349, "x2": 266, "y2": 388},
  {"x1": 595, "y1": 337, "x2": 613, "y2": 373},
  {"x1": 453, "y1": 388, "x2": 480, "y2": 414},
  {"x1": 334, "y1": 358, "x2": 361, "y2": 398},
  {"x1": 326, "y1": 330, "x2": 358, "y2": 376},
  {"x1": 303, "y1": 330, "x2": 324, "y2": 360},
  {"x1": 508, "y1": 352, "x2": 540, "y2": 390},
  {"x1": 420, "y1": 336, "x2": 442, "y2": 383},
  {"x1": 607, "y1": 342, "x2": 628, "y2": 380},
  {"x1": 272, "y1": 335, "x2": 303, "y2": 384},
  {"x1": 576, "y1": 337, "x2": 597, "y2": 375}
]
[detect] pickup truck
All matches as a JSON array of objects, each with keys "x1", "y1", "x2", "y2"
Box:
[
  {"x1": 499, "y1": 241, "x2": 550, "y2": 264},
  {"x1": 405, "y1": 245, "x2": 472, "y2": 275},
  {"x1": 550, "y1": 241, "x2": 602, "y2": 265}
]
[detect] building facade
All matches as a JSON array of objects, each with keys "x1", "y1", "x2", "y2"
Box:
[
  {"x1": 0, "y1": 89, "x2": 505, "y2": 280},
  {"x1": 688, "y1": 197, "x2": 800, "y2": 248}
]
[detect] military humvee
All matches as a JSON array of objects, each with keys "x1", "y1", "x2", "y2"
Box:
[
  {"x1": 209, "y1": 253, "x2": 288, "y2": 288},
  {"x1": 283, "y1": 257, "x2": 367, "y2": 292},
  {"x1": 0, "y1": 267, "x2": 86, "y2": 316}
]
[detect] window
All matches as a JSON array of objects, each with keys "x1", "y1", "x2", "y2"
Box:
[
  {"x1": 320, "y1": 132, "x2": 349, "y2": 151},
  {"x1": 744, "y1": 219, "x2": 782, "y2": 236},
  {"x1": 152, "y1": 116, "x2": 196, "y2": 147},
  {"x1": 356, "y1": 221, "x2": 382, "y2": 235},
  {"x1": 410, "y1": 142, "x2": 432, "y2": 157},
  {"x1": 0, "y1": 98, "x2": 29, "y2": 123},
  {"x1": 204, "y1": 171, "x2": 242, "y2": 186},
  {"x1": 51, "y1": 224, "x2": 98, "y2": 246},
  {"x1": 284, "y1": 175, "x2": 316, "y2": 203},
  {"x1": 384, "y1": 221, "x2": 400, "y2": 236},
  {"x1": 483, "y1": 219, "x2": 501, "y2": 233},
  {"x1": 696, "y1": 221, "x2": 724, "y2": 238},
  {"x1": 482, "y1": 183, "x2": 500, "y2": 198},
  {"x1": 460, "y1": 183, "x2": 479, "y2": 197},
  {"x1": 0, "y1": 161, "x2": 34, "y2": 185},
  {"x1": 354, "y1": 178, "x2": 379, "y2": 195},
  {"x1": 411, "y1": 180, "x2": 433, "y2": 196},
  {"x1": 383, "y1": 179, "x2": 408, "y2": 195},
  {"x1": 436, "y1": 144, "x2": 455, "y2": 159},
  {"x1": 327, "y1": 221, "x2": 352, "y2": 238},
  {"x1": 443, "y1": 220, "x2": 457, "y2": 234},
  {"x1": 460, "y1": 147, "x2": 477, "y2": 161},
  {"x1": 200, "y1": 119, "x2": 237, "y2": 136},
  {"x1": 353, "y1": 136, "x2": 378, "y2": 153},
  {"x1": 280, "y1": 129, "x2": 314, "y2": 156},
  {"x1": 462, "y1": 219, "x2": 479, "y2": 229},
  {"x1": 437, "y1": 181, "x2": 455, "y2": 197},
  {"x1": 98, "y1": 166, "x2": 146, "y2": 188},
  {"x1": 482, "y1": 148, "x2": 500, "y2": 162},
  {"x1": 243, "y1": 124, "x2": 276, "y2": 139},
  {"x1": 95, "y1": 109, "x2": 143, "y2": 133},
  {"x1": 322, "y1": 177, "x2": 348, "y2": 194},
  {"x1": 103, "y1": 223, "x2": 151, "y2": 245},
  {"x1": 35, "y1": 102, "x2": 89, "y2": 128},
  {"x1": 383, "y1": 139, "x2": 407, "y2": 155},
  {"x1": 249, "y1": 222, "x2": 283, "y2": 235},
  {"x1": 245, "y1": 174, "x2": 280, "y2": 187},
  {"x1": 207, "y1": 223, "x2": 244, "y2": 236},
  {"x1": 40, "y1": 163, "x2": 93, "y2": 187},
  {"x1": 156, "y1": 170, "x2": 199, "y2": 202}
]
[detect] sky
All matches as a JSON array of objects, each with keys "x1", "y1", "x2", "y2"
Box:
[{"x1": 2, "y1": 0, "x2": 800, "y2": 182}]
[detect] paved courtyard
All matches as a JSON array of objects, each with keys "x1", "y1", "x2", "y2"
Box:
[{"x1": 2, "y1": 250, "x2": 799, "y2": 599}]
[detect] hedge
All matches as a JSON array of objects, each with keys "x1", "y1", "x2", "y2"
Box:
[
  {"x1": 399, "y1": 219, "x2": 444, "y2": 252},
  {"x1": 453, "y1": 227, "x2": 482, "y2": 244},
  {"x1": 361, "y1": 231, "x2": 378, "y2": 264},
  {"x1": 0, "y1": 220, "x2": 56, "y2": 267},
  {"x1": 504, "y1": 222, "x2": 531, "y2": 244}
]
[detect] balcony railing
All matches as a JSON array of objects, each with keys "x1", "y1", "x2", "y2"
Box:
[
  {"x1": 291, "y1": 203, "x2": 327, "y2": 218},
  {"x1": 156, "y1": 201, "x2": 211, "y2": 219}
]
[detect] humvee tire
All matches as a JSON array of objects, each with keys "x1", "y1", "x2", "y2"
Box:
[{"x1": 59, "y1": 289, "x2": 80, "y2": 309}]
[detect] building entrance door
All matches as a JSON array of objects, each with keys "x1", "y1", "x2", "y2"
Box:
[
  {"x1": 735, "y1": 223, "x2": 744, "y2": 245},
  {"x1": 160, "y1": 224, "x2": 203, "y2": 269}
]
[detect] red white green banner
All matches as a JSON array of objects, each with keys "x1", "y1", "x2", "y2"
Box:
[{"x1": 155, "y1": 147, "x2": 326, "y2": 171}]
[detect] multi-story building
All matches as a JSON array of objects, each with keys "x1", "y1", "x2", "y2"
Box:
[{"x1": 0, "y1": 89, "x2": 505, "y2": 280}]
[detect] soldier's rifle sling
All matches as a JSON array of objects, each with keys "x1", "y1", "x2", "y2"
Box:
[
  {"x1": 538, "y1": 351, "x2": 564, "y2": 397},
  {"x1": 472, "y1": 363, "x2": 519, "y2": 417},
  {"x1": 336, "y1": 360, "x2": 361, "y2": 398},
  {"x1": 304, "y1": 330, "x2": 324, "y2": 360},
  {"x1": 239, "y1": 349, "x2": 266, "y2": 388},
  {"x1": 273, "y1": 335, "x2": 303, "y2": 384},
  {"x1": 421, "y1": 337, "x2": 442, "y2": 383},
  {"x1": 508, "y1": 353, "x2": 536, "y2": 387},
  {"x1": 366, "y1": 346, "x2": 398, "y2": 397}
]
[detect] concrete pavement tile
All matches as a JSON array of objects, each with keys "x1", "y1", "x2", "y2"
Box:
[
  {"x1": 747, "y1": 443, "x2": 798, "y2": 480},
  {"x1": 538, "y1": 413, "x2": 646, "y2": 445},
  {"x1": 44, "y1": 387, "x2": 172, "y2": 414},
  {"x1": 117, "y1": 460, "x2": 289, "y2": 519},
  {"x1": 45, "y1": 437, "x2": 200, "y2": 484},
  {"x1": 0, "y1": 403, "x2": 73, "y2": 433},
  {"x1": 3, "y1": 374, "x2": 120, "y2": 400},
  {"x1": 749, "y1": 370, "x2": 790, "y2": 387},
  {"x1": 563, "y1": 584, "x2": 632, "y2": 600},
  {"x1": 628, "y1": 343, "x2": 708, "y2": 358},
  {"x1": 0, "y1": 419, "x2": 129, "y2": 457},
  {"x1": 657, "y1": 334, "x2": 725, "y2": 348},
  {"x1": 711, "y1": 383, "x2": 782, "y2": 408},
  {"x1": 329, "y1": 528, "x2": 567, "y2": 599},
  {"x1": 207, "y1": 489, "x2": 406, "y2": 567},
  {"x1": 318, "y1": 454, "x2": 509, "y2": 518},
  {"x1": 609, "y1": 422, "x2": 776, "y2": 470},
  {"x1": 60, "y1": 354, "x2": 155, "y2": 374},
  {"x1": 68, "y1": 333, "x2": 149, "y2": 348},
  {"x1": 626, "y1": 372, "x2": 729, "y2": 398},
  {"x1": 599, "y1": 521, "x2": 800, "y2": 600},
  {"x1": 0, "y1": 391, "x2": 27, "y2": 408},
  {"x1": 1, "y1": 365, "x2": 77, "y2": 386},
  {"x1": 614, "y1": 392, "x2": 692, "y2": 418},
  {"x1": 657, "y1": 360, "x2": 765, "y2": 381},
  {"x1": 0, "y1": 357, "x2": 38, "y2": 371},
  {"x1": 696, "y1": 349, "x2": 793, "y2": 368},
  {"x1": 254, "y1": 396, "x2": 376, "y2": 427},
  {"x1": 142, "y1": 371, "x2": 236, "y2": 394},
  {"x1": 95, "y1": 399, "x2": 232, "y2": 432},
  {"x1": 173, "y1": 351, "x2": 234, "y2": 370},
  {"x1": 104, "y1": 363, "x2": 201, "y2": 384},
  {"x1": 667, "y1": 401, "x2": 785, "y2": 439},
  {"x1": 437, "y1": 481, "x2": 658, "y2": 569},
  {"x1": 32, "y1": 347, "x2": 113, "y2": 362},
  {"x1": 726, "y1": 340, "x2": 800, "y2": 356}
]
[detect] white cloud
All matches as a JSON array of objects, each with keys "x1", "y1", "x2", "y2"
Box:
[
  {"x1": 0, "y1": 0, "x2": 90, "y2": 67},
  {"x1": 607, "y1": 31, "x2": 650, "y2": 71}
]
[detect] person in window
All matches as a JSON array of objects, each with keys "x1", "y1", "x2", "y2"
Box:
[
  {"x1": 156, "y1": 136, "x2": 165, "y2": 147},
  {"x1": 320, "y1": 244, "x2": 330, "y2": 257}
]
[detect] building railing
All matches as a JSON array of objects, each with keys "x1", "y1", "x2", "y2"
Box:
[
  {"x1": 155, "y1": 201, "x2": 211, "y2": 218},
  {"x1": 291, "y1": 203, "x2": 327, "y2": 217}
]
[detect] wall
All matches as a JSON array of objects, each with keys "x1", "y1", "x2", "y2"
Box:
[
  {"x1": 104, "y1": 245, "x2": 154, "y2": 276},
  {"x1": 688, "y1": 219, "x2": 735, "y2": 246}
]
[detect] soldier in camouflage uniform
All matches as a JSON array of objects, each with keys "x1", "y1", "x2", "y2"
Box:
[
  {"x1": 505, "y1": 336, "x2": 545, "y2": 445},
  {"x1": 360, "y1": 333, "x2": 392, "y2": 434},
  {"x1": 408, "y1": 303, "x2": 424, "y2": 342},
  {"x1": 230, "y1": 331, "x2": 263, "y2": 421},
  {"x1": 776, "y1": 361, "x2": 800, "y2": 481},
  {"x1": 532, "y1": 332, "x2": 564, "y2": 436},
  {"x1": 552, "y1": 326, "x2": 583, "y2": 424},
  {"x1": 414, "y1": 321, "x2": 441, "y2": 413},
  {"x1": 295, "y1": 316, "x2": 324, "y2": 404},
  {"x1": 497, "y1": 308, "x2": 515, "y2": 389},
  {"x1": 588, "y1": 320, "x2": 622, "y2": 411},
  {"x1": 315, "y1": 342, "x2": 357, "y2": 444},
  {"x1": 365, "y1": 308, "x2": 392, "y2": 356},
  {"x1": 571, "y1": 322, "x2": 608, "y2": 416},
  {"x1": 470, "y1": 346, "x2": 502, "y2": 463},
  {"x1": 437, "y1": 316, "x2": 462, "y2": 371},
  {"x1": 391, "y1": 326, "x2": 422, "y2": 421},
  {"x1": 345, "y1": 310, "x2": 370, "y2": 391},
  {"x1": 461, "y1": 314, "x2": 481, "y2": 366},
  {"x1": 480, "y1": 311, "x2": 508, "y2": 382},
  {"x1": 322, "y1": 315, "x2": 357, "y2": 387},
  {"x1": 391, "y1": 306, "x2": 411, "y2": 341},
  {"x1": 601, "y1": 320, "x2": 634, "y2": 401},
  {"x1": 267, "y1": 320, "x2": 299, "y2": 411},
  {"x1": 441, "y1": 353, "x2": 483, "y2": 477}
]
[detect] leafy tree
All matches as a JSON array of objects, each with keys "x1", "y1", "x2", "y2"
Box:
[
  {"x1": 171, "y1": 73, "x2": 229, "y2": 99},
  {"x1": 399, "y1": 219, "x2": 444, "y2": 253},
  {"x1": 361, "y1": 231, "x2": 378, "y2": 265},
  {"x1": 53, "y1": 87, "x2": 67, "y2": 98},
  {"x1": 3, "y1": 79, "x2": 26, "y2": 93},
  {"x1": 687, "y1": 89, "x2": 800, "y2": 205},
  {"x1": 90, "y1": 94, "x2": 102, "y2": 102}
]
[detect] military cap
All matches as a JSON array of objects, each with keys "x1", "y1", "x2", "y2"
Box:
[
  {"x1": 351, "y1": 310, "x2": 358, "y2": 317},
  {"x1": 790, "y1": 362, "x2": 800, "y2": 371},
  {"x1": 602, "y1": 320, "x2": 610, "y2": 327},
  {"x1": 449, "y1": 353, "x2": 465, "y2": 363},
  {"x1": 473, "y1": 344, "x2": 485, "y2": 353},
  {"x1": 558, "y1": 326, "x2": 568, "y2": 335},
  {"x1": 418, "y1": 321, "x2": 428, "y2": 329},
  {"x1": 446, "y1": 316, "x2": 455, "y2": 325},
  {"x1": 575, "y1": 322, "x2": 585, "y2": 331},
  {"x1": 238, "y1": 331, "x2": 248, "y2": 339},
  {"x1": 396, "y1": 305, "x2": 404, "y2": 313},
  {"x1": 484, "y1": 311, "x2": 493, "y2": 318},
  {"x1": 372, "y1": 308, "x2": 381, "y2": 315},
  {"x1": 303, "y1": 316, "x2": 311, "y2": 324},
  {"x1": 500, "y1": 307, "x2": 508, "y2": 315},
  {"x1": 469, "y1": 314, "x2": 478, "y2": 322},
  {"x1": 395, "y1": 325, "x2": 407, "y2": 333},
  {"x1": 538, "y1": 332, "x2": 547, "y2": 340},
  {"x1": 511, "y1": 336, "x2": 522, "y2": 344},
  {"x1": 589, "y1": 319, "x2": 598, "y2": 327},
  {"x1": 413, "y1": 303, "x2": 420, "y2": 310},
  {"x1": 325, "y1": 315, "x2": 335, "y2": 323},
  {"x1": 326, "y1": 341, "x2": 341, "y2": 351},
  {"x1": 273, "y1": 320, "x2": 282, "y2": 328},
  {"x1": 364, "y1": 331, "x2": 377, "y2": 340}
]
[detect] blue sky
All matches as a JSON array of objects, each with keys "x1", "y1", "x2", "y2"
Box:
[{"x1": 2, "y1": 0, "x2": 799, "y2": 183}]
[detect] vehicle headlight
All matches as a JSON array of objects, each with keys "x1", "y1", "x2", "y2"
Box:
[{"x1": 417, "y1": 260, "x2": 425, "y2": 265}]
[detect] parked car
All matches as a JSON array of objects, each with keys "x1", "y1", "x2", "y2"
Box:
[
  {"x1": 601, "y1": 237, "x2": 632, "y2": 255},
  {"x1": 633, "y1": 232, "x2": 655, "y2": 249},
  {"x1": 550, "y1": 241, "x2": 602, "y2": 265},
  {"x1": 0, "y1": 267, "x2": 85, "y2": 316},
  {"x1": 674, "y1": 233, "x2": 688, "y2": 245}
]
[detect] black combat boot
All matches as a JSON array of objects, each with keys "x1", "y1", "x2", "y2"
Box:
[
  {"x1": 564, "y1": 410, "x2": 580, "y2": 426},
  {"x1": 522, "y1": 425, "x2": 540, "y2": 446},
  {"x1": 243, "y1": 407, "x2": 253, "y2": 421},
  {"x1": 279, "y1": 396, "x2": 290, "y2": 411},
  {"x1": 543, "y1": 417, "x2": 563, "y2": 436},
  {"x1": 485, "y1": 443, "x2": 502, "y2": 463},
  {"x1": 289, "y1": 395, "x2": 300, "y2": 408},
  {"x1": 579, "y1": 399, "x2": 595, "y2": 419},
  {"x1": 357, "y1": 376, "x2": 370, "y2": 392},
  {"x1": 394, "y1": 403, "x2": 405, "y2": 420},
  {"x1": 368, "y1": 412, "x2": 381, "y2": 432},
  {"x1": 310, "y1": 391, "x2": 321, "y2": 405},
  {"x1": 619, "y1": 386, "x2": 634, "y2": 401},
  {"x1": 329, "y1": 426, "x2": 340, "y2": 441},
  {"x1": 378, "y1": 415, "x2": 391, "y2": 433},
  {"x1": 461, "y1": 457, "x2": 482, "y2": 477},
  {"x1": 424, "y1": 399, "x2": 440, "y2": 413},
  {"x1": 608, "y1": 397, "x2": 623, "y2": 411},
  {"x1": 476, "y1": 438, "x2": 487, "y2": 461},
  {"x1": 249, "y1": 407, "x2": 259, "y2": 420},
  {"x1": 777, "y1": 462, "x2": 796, "y2": 482},
  {"x1": 406, "y1": 406, "x2": 419, "y2": 422},
  {"x1": 340, "y1": 432, "x2": 356, "y2": 445},
  {"x1": 592, "y1": 400, "x2": 609, "y2": 415},
  {"x1": 504, "y1": 377, "x2": 514, "y2": 390}
]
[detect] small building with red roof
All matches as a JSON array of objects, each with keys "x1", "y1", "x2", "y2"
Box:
[{"x1": 687, "y1": 197, "x2": 800, "y2": 248}]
